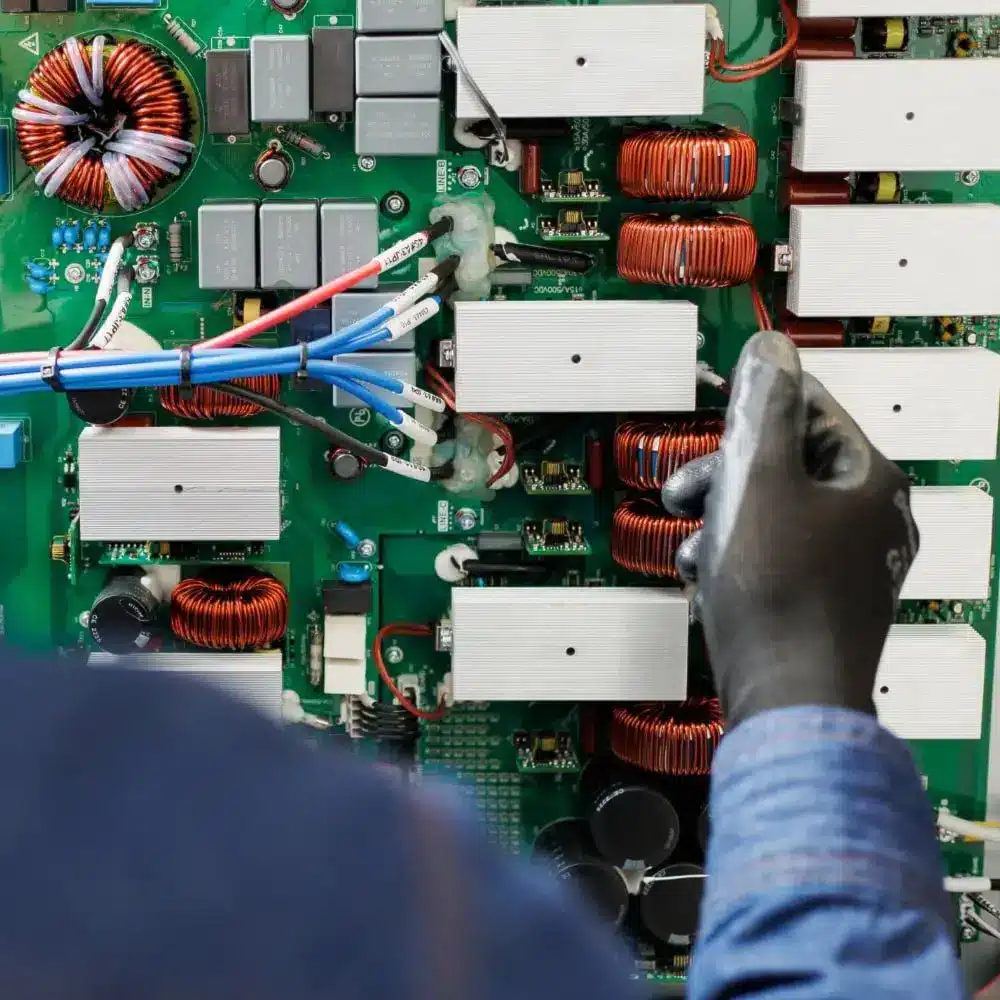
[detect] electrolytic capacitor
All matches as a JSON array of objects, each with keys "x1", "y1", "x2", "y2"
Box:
[
  {"x1": 585, "y1": 435, "x2": 605, "y2": 491},
  {"x1": 780, "y1": 177, "x2": 852, "y2": 207},
  {"x1": 254, "y1": 148, "x2": 292, "y2": 192},
  {"x1": 783, "y1": 319, "x2": 846, "y2": 348},
  {"x1": 521, "y1": 140, "x2": 541, "y2": 195},
  {"x1": 640, "y1": 863, "x2": 706, "y2": 946},
  {"x1": 792, "y1": 38, "x2": 856, "y2": 59},
  {"x1": 533, "y1": 819, "x2": 630, "y2": 927}
]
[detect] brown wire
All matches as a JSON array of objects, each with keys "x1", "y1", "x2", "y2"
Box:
[
  {"x1": 14, "y1": 37, "x2": 193, "y2": 211},
  {"x1": 617, "y1": 215, "x2": 758, "y2": 288},
  {"x1": 614, "y1": 420, "x2": 723, "y2": 491},
  {"x1": 159, "y1": 376, "x2": 282, "y2": 420},
  {"x1": 611, "y1": 699, "x2": 725, "y2": 776},
  {"x1": 611, "y1": 498, "x2": 700, "y2": 579},
  {"x1": 170, "y1": 571, "x2": 289, "y2": 650},
  {"x1": 618, "y1": 128, "x2": 758, "y2": 201}
]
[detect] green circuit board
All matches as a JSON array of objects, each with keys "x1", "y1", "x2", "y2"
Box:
[{"x1": 0, "y1": 0, "x2": 997, "y2": 988}]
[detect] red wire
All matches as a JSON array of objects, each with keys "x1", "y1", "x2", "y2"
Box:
[
  {"x1": 711, "y1": 0, "x2": 799, "y2": 83},
  {"x1": 374, "y1": 623, "x2": 449, "y2": 721},
  {"x1": 750, "y1": 273, "x2": 773, "y2": 330}
]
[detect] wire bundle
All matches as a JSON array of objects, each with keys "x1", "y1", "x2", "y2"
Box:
[
  {"x1": 709, "y1": 0, "x2": 800, "y2": 83},
  {"x1": 14, "y1": 36, "x2": 195, "y2": 211},
  {"x1": 614, "y1": 420, "x2": 723, "y2": 491},
  {"x1": 618, "y1": 128, "x2": 758, "y2": 201},
  {"x1": 159, "y1": 375, "x2": 281, "y2": 419},
  {"x1": 611, "y1": 699, "x2": 725, "y2": 776},
  {"x1": 611, "y1": 498, "x2": 700, "y2": 579},
  {"x1": 171, "y1": 570, "x2": 289, "y2": 650},
  {"x1": 617, "y1": 215, "x2": 758, "y2": 288},
  {"x1": 374, "y1": 623, "x2": 449, "y2": 721}
]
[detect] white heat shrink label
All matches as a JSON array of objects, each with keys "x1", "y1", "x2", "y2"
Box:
[
  {"x1": 375, "y1": 233, "x2": 430, "y2": 273},
  {"x1": 384, "y1": 454, "x2": 432, "y2": 482},
  {"x1": 395, "y1": 412, "x2": 438, "y2": 446},
  {"x1": 386, "y1": 298, "x2": 440, "y2": 341},
  {"x1": 401, "y1": 383, "x2": 446, "y2": 412},
  {"x1": 389, "y1": 273, "x2": 438, "y2": 315}
]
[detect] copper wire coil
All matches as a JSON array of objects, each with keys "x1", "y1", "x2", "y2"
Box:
[
  {"x1": 611, "y1": 699, "x2": 725, "y2": 776},
  {"x1": 171, "y1": 571, "x2": 289, "y2": 651},
  {"x1": 614, "y1": 420, "x2": 723, "y2": 491},
  {"x1": 617, "y1": 215, "x2": 758, "y2": 288},
  {"x1": 14, "y1": 36, "x2": 193, "y2": 211},
  {"x1": 159, "y1": 376, "x2": 281, "y2": 420},
  {"x1": 611, "y1": 498, "x2": 700, "y2": 579},
  {"x1": 617, "y1": 128, "x2": 758, "y2": 201}
]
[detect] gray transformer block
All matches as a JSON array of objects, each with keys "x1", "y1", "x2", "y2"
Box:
[
  {"x1": 259, "y1": 201, "x2": 318, "y2": 290},
  {"x1": 332, "y1": 352, "x2": 417, "y2": 408},
  {"x1": 198, "y1": 202, "x2": 257, "y2": 290},
  {"x1": 356, "y1": 35, "x2": 441, "y2": 96},
  {"x1": 320, "y1": 201, "x2": 378, "y2": 290},
  {"x1": 312, "y1": 26, "x2": 355, "y2": 114},
  {"x1": 354, "y1": 97, "x2": 441, "y2": 156},
  {"x1": 250, "y1": 35, "x2": 311, "y2": 123},
  {"x1": 332, "y1": 289, "x2": 415, "y2": 349},
  {"x1": 357, "y1": 0, "x2": 442, "y2": 33}
]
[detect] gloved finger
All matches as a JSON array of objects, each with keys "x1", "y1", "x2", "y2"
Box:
[
  {"x1": 726, "y1": 331, "x2": 807, "y2": 474},
  {"x1": 801, "y1": 372, "x2": 872, "y2": 489},
  {"x1": 688, "y1": 586, "x2": 705, "y2": 623},
  {"x1": 661, "y1": 452, "x2": 722, "y2": 519},
  {"x1": 674, "y1": 529, "x2": 703, "y2": 584}
]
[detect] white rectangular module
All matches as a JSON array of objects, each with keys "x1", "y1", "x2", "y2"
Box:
[
  {"x1": 904, "y1": 487, "x2": 994, "y2": 600},
  {"x1": 455, "y1": 5, "x2": 706, "y2": 118},
  {"x1": 875, "y1": 625, "x2": 986, "y2": 740},
  {"x1": 799, "y1": 348, "x2": 1000, "y2": 461},
  {"x1": 799, "y1": 0, "x2": 995, "y2": 14},
  {"x1": 89, "y1": 651, "x2": 284, "y2": 720},
  {"x1": 793, "y1": 60, "x2": 1000, "y2": 172},
  {"x1": 788, "y1": 205, "x2": 1000, "y2": 317},
  {"x1": 454, "y1": 300, "x2": 698, "y2": 413},
  {"x1": 450, "y1": 587, "x2": 689, "y2": 702},
  {"x1": 78, "y1": 426, "x2": 281, "y2": 541}
]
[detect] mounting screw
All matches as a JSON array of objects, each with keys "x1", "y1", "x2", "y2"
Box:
[
  {"x1": 357, "y1": 538, "x2": 376, "y2": 559},
  {"x1": 358, "y1": 155, "x2": 376, "y2": 172},
  {"x1": 961, "y1": 170, "x2": 981, "y2": 187},
  {"x1": 385, "y1": 645, "x2": 404, "y2": 665},
  {"x1": 457, "y1": 165, "x2": 482, "y2": 190},
  {"x1": 455, "y1": 507, "x2": 478, "y2": 531},
  {"x1": 78, "y1": 611, "x2": 90, "y2": 628},
  {"x1": 380, "y1": 191, "x2": 409, "y2": 218}
]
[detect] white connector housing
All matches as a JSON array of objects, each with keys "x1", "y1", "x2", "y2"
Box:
[{"x1": 324, "y1": 615, "x2": 368, "y2": 696}]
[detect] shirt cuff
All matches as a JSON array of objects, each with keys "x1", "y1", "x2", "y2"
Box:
[{"x1": 703, "y1": 706, "x2": 950, "y2": 926}]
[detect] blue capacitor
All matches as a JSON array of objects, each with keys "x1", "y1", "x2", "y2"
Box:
[
  {"x1": 97, "y1": 224, "x2": 111, "y2": 249},
  {"x1": 337, "y1": 563, "x2": 371, "y2": 584},
  {"x1": 96, "y1": 252, "x2": 109, "y2": 266},
  {"x1": 63, "y1": 223, "x2": 80, "y2": 247},
  {"x1": 50, "y1": 227, "x2": 64, "y2": 250},
  {"x1": 83, "y1": 224, "x2": 98, "y2": 250},
  {"x1": 26, "y1": 262, "x2": 52, "y2": 280},
  {"x1": 26, "y1": 277, "x2": 49, "y2": 296},
  {"x1": 334, "y1": 520, "x2": 361, "y2": 549}
]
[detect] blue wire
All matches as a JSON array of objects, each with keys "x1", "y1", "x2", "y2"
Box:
[{"x1": 323, "y1": 376, "x2": 403, "y2": 424}]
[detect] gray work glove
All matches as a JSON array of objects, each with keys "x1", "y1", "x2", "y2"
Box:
[{"x1": 662, "y1": 331, "x2": 920, "y2": 730}]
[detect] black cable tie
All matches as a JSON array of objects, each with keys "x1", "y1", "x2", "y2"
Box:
[
  {"x1": 178, "y1": 345, "x2": 194, "y2": 400},
  {"x1": 296, "y1": 341, "x2": 309, "y2": 383},
  {"x1": 41, "y1": 347, "x2": 65, "y2": 393}
]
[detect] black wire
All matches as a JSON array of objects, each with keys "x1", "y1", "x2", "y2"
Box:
[
  {"x1": 65, "y1": 299, "x2": 107, "y2": 351},
  {"x1": 212, "y1": 383, "x2": 388, "y2": 467}
]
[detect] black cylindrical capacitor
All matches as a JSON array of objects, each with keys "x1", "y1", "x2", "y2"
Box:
[
  {"x1": 639, "y1": 863, "x2": 706, "y2": 946},
  {"x1": 584, "y1": 760, "x2": 681, "y2": 871},
  {"x1": 533, "y1": 819, "x2": 630, "y2": 927},
  {"x1": 88, "y1": 574, "x2": 161, "y2": 654}
]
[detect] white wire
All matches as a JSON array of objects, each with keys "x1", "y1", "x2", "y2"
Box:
[
  {"x1": 118, "y1": 129, "x2": 195, "y2": 152},
  {"x1": 938, "y1": 811, "x2": 1000, "y2": 844},
  {"x1": 119, "y1": 155, "x2": 149, "y2": 208},
  {"x1": 17, "y1": 90, "x2": 80, "y2": 117},
  {"x1": 90, "y1": 35, "x2": 105, "y2": 99},
  {"x1": 12, "y1": 107, "x2": 88, "y2": 126},
  {"x1": 945, "y1": 876, "x2": 995, "y2": 893},
  {"x1": 95, "y1": 235, "x2": 127, "y2": 303},
  {"x1": 102, "y1": 152, "x2": 132, "y2": 211},
  {"x1": 113, "y1": 139, "x2": 188, "y2": 165},
  {"x1": 66, "y1": 37, "x2": 101, "y2": 108},
  {"x1": 90, "y1": 289, "x2": 133, "y2": 349},
  {"x1": 106, "y1": 141, "x2": 184, "y2": 175},
  {"x1": 42, "y1": 138, "x2": 96, "y2": 198}
]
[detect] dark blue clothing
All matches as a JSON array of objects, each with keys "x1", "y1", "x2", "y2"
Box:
[{"x1": 0, "y1": 657, "x2": 964, "y2": 998}]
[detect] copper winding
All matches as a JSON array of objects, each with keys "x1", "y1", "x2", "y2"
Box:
[
  {"x1": 611, "y1": 498, "x2": 700, "y2": 579},
  {"x1": 617, "y1": 215, "x2": 758, "y2": 288},
  {"x1": 614, "y1": 420, "x2": 723, "y2": 491},
  {"x1": 170, "y1": 570, "x2": 289, "y2": 650},
  {"x1": 617, "y1": 128, "x2": 758, "y2": 201},
  {"x1": 14, "y1": 37, "x2": 193, "y2": 211},
  {"x1": 611, "y1": 699, "x2": 725, "y2": 776},
  {"x1": 159, "y1": 375, "x2": 281, "y2": 420}
]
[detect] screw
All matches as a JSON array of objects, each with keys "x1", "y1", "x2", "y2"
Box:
[
  {"x1": 78, "y1": 611, "x2": 90, "y2": 628},
  {"x1": 953, "y1": 602, "x2": 964, "y2": 616},
  {"x1": 385, "y1": 193, "x2": 405, "y2": 214},
  {"x1": 967, "y1": 332, "x2": 978, "y2": 345},
  {"x1": 327, "y1": 112, "x2": 342, "y2": 125},
  {"x1": 961, "y1": 170, "x2": 981, "y2": 187},
  {"x1": 64, "y1": 263, "x2": 86, "y2": 285},
  {"x1": 457, "y1": 165, "x2": 482, "y2": 190},
  {"x1": 385, "y1": 645, "x2": 404, "y2": 665},
  {"x1": 456, "y1": 507, "x2": 478, "y2": 531},
  {"x1": 358, "y1": 155, "x2": 376, "y2": 172},
  {"x1": 357, "y1": 538, "x2": 376, "y2": 558}
]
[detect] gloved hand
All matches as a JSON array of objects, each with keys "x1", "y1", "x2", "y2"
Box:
[{"x1": 662, "y1": 331, "x2": 919, "y2": 730}]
